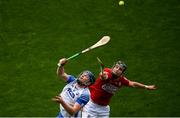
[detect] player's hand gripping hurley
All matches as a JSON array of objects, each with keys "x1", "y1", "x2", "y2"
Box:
[
  {"x1": 97, "y1": 57, "x2": 108, "y2": 80},
  {"x1": 97, "y1": 57, "x2": 104, "y2": 75},
  {"x1": 58, "y1": 36, "x2": 110, "y2": 66}
]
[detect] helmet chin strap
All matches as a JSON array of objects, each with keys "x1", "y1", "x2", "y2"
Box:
[
  {"x1": 77, "y1": 79, "x2": 84, "y2": 86},
  {"x1": 77, "y1": 79, "x2": 89, "y2": 86},
  {"x1": 111, "y1": 72, "x2": 123, "y2": 79},
  {"x1": 111, "y1": 72, "x2": 119, "y2": 79}
]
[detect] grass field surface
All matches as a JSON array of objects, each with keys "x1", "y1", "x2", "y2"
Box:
[{"x1": 0, "y1": 0, "x2": 180, "y2": 116}]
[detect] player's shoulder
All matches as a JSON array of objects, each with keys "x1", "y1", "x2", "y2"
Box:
[
  {"x1": 66, "y1": 75, "x2": 76, "y2": 84},
  {"x1": 76, "y1": 87, "x2": 90, "y2": 106},
  {"x1": 119, "y1": 75, "x2": 130, "y2": 84},
  {"x1": 121, "y1": 75, "x2": 128, "y2": 80},
  {"x1": 82, "y1": 87, "x2": 90, "y2": 96}
]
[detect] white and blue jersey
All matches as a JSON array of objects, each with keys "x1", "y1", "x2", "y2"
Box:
[{"x1": 58, "y1": 75, "x2": 90, "y2": 118}]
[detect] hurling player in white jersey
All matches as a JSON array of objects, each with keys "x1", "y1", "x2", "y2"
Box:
[{"x1": 52, "y1": 58, "x2": 95, "y2": 118}]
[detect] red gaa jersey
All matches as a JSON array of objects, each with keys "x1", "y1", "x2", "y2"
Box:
[{"x1": 89, "y1": 68, "x2": 129, "y2": 106}]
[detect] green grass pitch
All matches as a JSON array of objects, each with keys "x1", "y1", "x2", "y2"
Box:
[{"x1": 0, "y1": 0, "x2": 180, "y2": 116}]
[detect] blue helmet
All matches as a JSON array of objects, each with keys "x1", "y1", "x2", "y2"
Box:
[{"x1": 77, "y1": 70, "x2": 95, "y2": 86}]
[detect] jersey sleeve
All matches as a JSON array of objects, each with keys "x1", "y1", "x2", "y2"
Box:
[
  {"x1": 121, "y1": 76, "x2": 129, "y2": 86},
  {"x1": 66, "y1": 75, "x2": 76, "y2": 84},
  {"x1": 75, "y1": 89, "x2": 90, "y2": 107}
]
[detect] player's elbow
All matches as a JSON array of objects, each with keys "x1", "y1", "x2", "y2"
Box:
[
  {"x1": 68, "y1": 109, "x2": 77, "y2": 116},
  {"x1": 129, "y1": 81, "x2": 136, "y2": 87},
  {"x1": 57, "y1": 72, "x2": 66, "y2": 79},
  {"x1": 69, "y1": 106, "x2": 81, "y2": 116}
]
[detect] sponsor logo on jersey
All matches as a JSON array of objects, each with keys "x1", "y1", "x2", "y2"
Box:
[{"x1": 102, "y1": 83, "x2": 120, "y2": 94}]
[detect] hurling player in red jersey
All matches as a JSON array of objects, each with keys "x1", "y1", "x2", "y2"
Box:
[{"x1": 82, "y1": 60, "x2": 156, "y2": 117}]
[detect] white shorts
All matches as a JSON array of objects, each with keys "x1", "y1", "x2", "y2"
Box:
[{"x1": 82, "y1": 100, "x2": 110, "y2": 118}]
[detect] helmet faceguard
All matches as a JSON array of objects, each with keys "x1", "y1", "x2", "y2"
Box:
[{"x1": 77, "y1": 70, "x2": 95, "y2": 86}]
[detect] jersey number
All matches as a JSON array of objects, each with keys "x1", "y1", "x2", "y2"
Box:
[{"x1": 67, "y1": 88, "x2": 75, "y2": 98}]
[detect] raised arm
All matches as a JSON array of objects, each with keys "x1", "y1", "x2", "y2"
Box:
[
  {"x1": 56, "y1": 58, "x2": 68, "y2": 81},
  {"x1": 128, "y1": 80, "x2": 156, "y2": 90}
]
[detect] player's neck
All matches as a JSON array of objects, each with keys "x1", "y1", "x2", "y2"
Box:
[{"x1": 76, "y1": 83, "x2": 86, "y2": 88}]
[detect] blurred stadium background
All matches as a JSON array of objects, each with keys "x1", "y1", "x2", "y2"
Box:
[{"x1": 0, "y1": 0, "x2": 180, "y2": 116}]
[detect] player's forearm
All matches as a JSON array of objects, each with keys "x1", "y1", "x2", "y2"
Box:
[
  {"x1": 56, "y1": 65, "x2": 68, "y2": 81},
  {"x1": 60, "y1": 100, "x2": 76, "y2": 116},
  {"x1": 130, "y1": 81, "x2": 157, "y2": 90},
  {"x1": 130, "y1": 81, "x2": 147, "y2": 89},
  {"x1": 57, "y1": 66, "x2": 65, "y2": 77}
]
